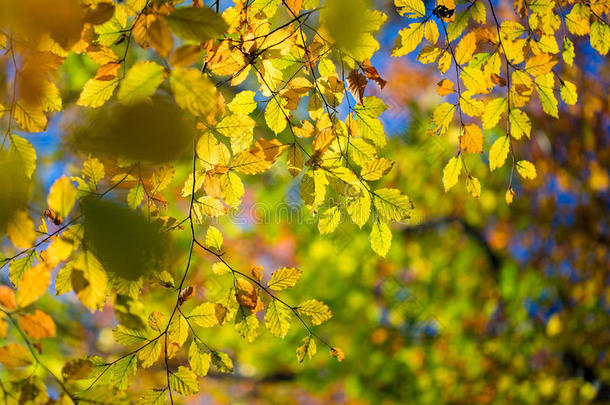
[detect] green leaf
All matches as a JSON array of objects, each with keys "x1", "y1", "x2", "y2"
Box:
[
  {"x1": 298, "y1": 299, "x2": 332, "y2": 325},
  {"x1": 127, "y1": 183, "x2": 144, "y2": 209},
  {"x1": 369, "y1": 220, "x2": 392, "y2": 257},
  {"x1": 590, "y1": 20, "x2": 609, "y2": 55},
  {"x1": 188, "y1": 303, "x2": 219, "y2": 328},
  {"x1": 535, "y1": 73, "x2": 558, "y2": 118},
  {"x1": 110, "y1": 355, "x2": 137, "y2": 390},
  {"x1": 137, "y1": 389, "x2": 167, "y2": 405},
  {"x1": 188, "y1": 340, "x2": 211, "y2": 377},
  {"x1": 170, "y1": 68, "x2": 217, "y2": 116},
  {"x1": 137, "y1": 339, "x2": 161, "y2": 368},
  {"x1": 235, "y1": 309, "x2": 259, "y2": 342},
  {"x1": 9, "y1": 134, "x2": 36, "y2": 178},
  {"x1": 118, "y1": 61, "x2": 165, "y2": 105},
  {"x1": 373, "y1": 188, "x2": 413, "y2": 222},
  {"x1": 168, "y1": 315, "x2": 189, "y2": 347},
  {"x1": 113, "y1": 325, "x2": 147, "y2": 346},
  {"x1": 211, "y1": 351, "x2": 233, "y2": 373},
  {"x1": 296, "y1": 335, "x2": 317, "y2": 363},
  {"x1": 169, "y1": 366, "x2": 199, "y2": 396},
  {"x1": 265, "y1": 300, "x2": 291, "y2": 338},
  {"x1": 167, "y1": 6, "x2": 228, "y2": 42}
]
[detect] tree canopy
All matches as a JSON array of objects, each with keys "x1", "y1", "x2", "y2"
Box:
[{"x1": 0, "y1": 0, "x2": 608, "y2": 403}]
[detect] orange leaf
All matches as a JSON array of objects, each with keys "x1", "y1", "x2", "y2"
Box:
[
  {"x1": 361, "y1": 60, "x2": 387, "y2": 90},
  {"x1": 461, "y1": 123, "x2": 483, "y2": 153},
  {"x1": 330, "y1": 347, "x2": 345, "y2": 362},
  {"x1": 18, "y1": 310, "x2": 56, "y2": 339},
  {"x1": 436, "y1": 79, "x2": 454, "y2": 96},
  {"x1": 0, "y1": 286, "x2": 16, "y2": 310},
  {"x1": 16, "y1": 263, "x2": 51, "y2": 308}
]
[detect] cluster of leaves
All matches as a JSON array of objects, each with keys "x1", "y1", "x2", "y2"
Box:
[
  {"x1": 0, "y1": 0, "x2": 607, "y2": 403},
  {"x1": 393, "y1": 0, "x2": 607, "y2": 202}
]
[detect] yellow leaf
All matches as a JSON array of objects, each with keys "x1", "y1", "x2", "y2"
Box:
[
  {"x1": 318, "y1": 206, "x2": 341, "y2": 234},
  {"x1": 535, "y1": 73, "x2": 558, "y2": 118},
  {"x1": 47, "y1": 176, "x2": 77, "y2": 219},
  {"x1": 392, "y1": 23, "x2": 424, "y2": 57},
  {"x1": 18, "y1": 310, "x2": 56, "y2": 339},
  {"x1": 6, "y1": 210, "x2": 36, "y2": 249},
  {"x1": 330, "y1": 347, "x2": 345, "y2": 362},
  {"x1": 482, "y1": 97, "x2": 506, "y2": 129},
  {"x1": 228, "y1": 91, "x2": 257, "y2": 115},
  {"x1": 395, "y1": 0, "x2": 425, "y2": 18},
  {"x1": 369, "y1": 220, "x2": 392, "y2": 257},
  {"x1": 361, "y1": 158, "x2": 394, "y2": 180},
  {"x1": 189, "y1": 340, "x2": 211, "y2": 377},
  {"x1": 489, "y1": 136, "x2": 510, "y2": 171},
  {"x1": 77, "y1": 78, "x2": 118, "y2": 108},
  {"x1": 268, "y1": 267, "x2": 302, "y2": 291},
  {"x1": 466, "y1": 176, "x2": 481, "y2": 198},
  {"x1": 265, "y1": 97, "x2": 288, "y2": 134},
  {"x1": 205, "y1": 226, "x2": 223, "y2": 251},
  {"x1": 509, "y1": 108, "x2": 531, "y2": 139},
  {"x1": 296, "y1": 335, "x2": 317, "y2": 363},
  {"x1": 442, "y1": 156, "x2": 462, "y2": 192},
  {"x1": 298, "y1": 299, "x2": 332, "y2": 325},
  {"x1": 17, "y1": 263, "x2": 51, "y2": 308},
  {"x1": 189, "y1": 303, "x2": 219, "y2": 327},
  {"x1": 505, "y1": 187, "x2": 514, "y2": 205},
  {"x1": 461, "y1": 123, "x2": 483, "y2": 153},
  {"x1": 454, "y1": 32, "x2": 477, "y2": 65},
  {"x1": 516, "y1": 160, "x2": 537, "y2": 179},
  {"x1": 525, "y1": 53, "x2": 557, "y2": 76},
  {"x1": 170, "y1": 68, "x2": 217, "y2": 116},
  {"x1": 14, "y1": 101, "x2": 47, "y2": 132},
  {"x1": 0, "y1": 343, "x2": 33, "y2": 368},
  {"x1": 560, "y1": 80, "x2": 578, "y2": 105},
  {"x1": 265, "y1": 300, "x2": 291, "y2": 338}
]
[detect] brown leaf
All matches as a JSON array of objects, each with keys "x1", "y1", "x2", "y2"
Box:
[
  {"x1": 330, "y1": 347, "x2": 345, "y2": 362},
  {"x1": 235, "y1": 279, "x2": 258, "y2": 311},
  {"x1": 178, "y1": 286, "x2": 196, "y2": 307},
  {"x1": 490, "y1": 73, "x2": 507, "y2": 87},
  {"x1": 170, "y1": 45, "x2": 202, "y2": 68},
  {"x1": 95, "y1": 62, "x2": 120, "y2": 81},
  {"x1": 361, "y1": 60, "x2": 387, "y2": 90},
  {"x1": 347, "y1": 70, "x2": 367, "y2": 104}
]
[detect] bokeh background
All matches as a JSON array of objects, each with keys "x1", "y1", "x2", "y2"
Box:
[{"x1": 1, "y1": 0, "x2": 609, "y2": 404}]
